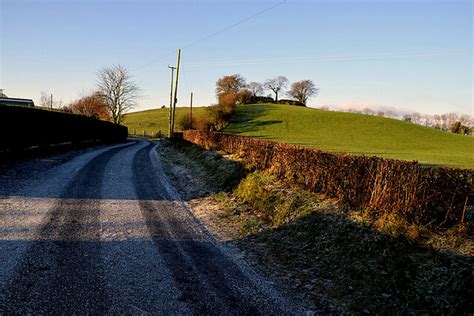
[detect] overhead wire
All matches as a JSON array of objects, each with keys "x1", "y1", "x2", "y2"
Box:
[{"x1": 133, "y1": 0, "x2": 287, "y2": 72}]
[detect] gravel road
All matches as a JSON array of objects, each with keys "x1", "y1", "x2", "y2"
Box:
[{"x1": 0, "y1": 141, "x2": 301, "y2": 315}]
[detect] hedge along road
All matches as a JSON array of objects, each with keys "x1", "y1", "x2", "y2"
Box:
[{"x1": 0, "y1": 141, "x2": 301, "y2": 314}]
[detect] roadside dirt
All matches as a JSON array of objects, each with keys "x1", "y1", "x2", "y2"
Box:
[
  {"x1": 157, "y1": 142, "x2": 328, "y2": 314},
  {"x1": 157, "y1": 141, "x2": 474, "y2": 315}
]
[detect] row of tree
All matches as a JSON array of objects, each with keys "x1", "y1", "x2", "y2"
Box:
[
  {"x1": 402, "y1": 112, "x2": 473, "y2": 135},
  {"x1": 38, "y1": 68, "x2": 319, "y2": 128},
  {"x1": 179, "y1": 74, "x2": 319, "y2": 132},
  {"x1": 318, "y1": 106, "x2": 473, "y2": 136},
  {"x1": 215, "y1": 74, "x2": 319, "y2": 105}
]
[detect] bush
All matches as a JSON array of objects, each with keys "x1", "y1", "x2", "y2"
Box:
[
  {"x1": 178, "y1": 113, "x2": 214, "y2": 132},
  {"x1": 193, "y1": 114, "x2": 213, "y2": 131},
  {"x1": 217, "y1": 92, "x2": 238, "y2": 116},
  {"x1": 206, "y1": 105, "x2": 230, "y2": 131},
  {"x1": 182, "y1": 130, "x2": 474, "y2": 230},
  {"x1": 237, "y1": 89, "x2": 253, "y2": 105},
  {"x1": 178, "y1": 115, "x2": 193, "y2": 130},
  {"x1": 277, "y1": 99, "x2": 305, "y2": 106},
  {"x1": 249, "y1": 96, "x2": 274, "y2": 104}
]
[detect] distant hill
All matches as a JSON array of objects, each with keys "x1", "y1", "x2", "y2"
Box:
[{"x1": 123, "y1": 104, "x2": 474, "y2": 169}]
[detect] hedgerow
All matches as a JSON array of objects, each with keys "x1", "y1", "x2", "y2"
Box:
[
  {"x1": 182, "y1": 130, "x2": 474, "y2": 230},
  {"x1": 0, "y1": 104, "x2": 127, "y2": 152}
]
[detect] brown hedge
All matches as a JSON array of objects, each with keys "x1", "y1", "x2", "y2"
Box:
[{"x1": 182, "y1": 130, "x2": 474, "y2": 229}]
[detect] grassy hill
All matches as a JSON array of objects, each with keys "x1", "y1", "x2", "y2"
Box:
[
  {"x1": 123, "y1": 104, "x2": 474, "y2": 169},
  {"x1": 123, "y1": 107, "x2": 207, "y2": 136}
]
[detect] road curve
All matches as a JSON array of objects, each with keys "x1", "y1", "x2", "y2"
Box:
[{"x1": 0, "y1": 141, "x2": 301, "y2": 314}]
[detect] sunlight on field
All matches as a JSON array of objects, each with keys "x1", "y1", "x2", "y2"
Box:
[{"x1": 124, "y1": 104, "x2": 474, "y2": 169}]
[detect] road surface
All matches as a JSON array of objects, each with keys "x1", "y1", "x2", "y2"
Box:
[{"x1": 0, "y1": 141, "x2": 301, "y2": 315}]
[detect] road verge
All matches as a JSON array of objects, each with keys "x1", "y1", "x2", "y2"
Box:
[{"x1": 158, "y1": 140, "x2": 473, "y2": 314}]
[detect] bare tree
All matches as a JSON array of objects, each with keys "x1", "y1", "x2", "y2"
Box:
[
  {"x1": 96, "y1": 65, "x2": 140, "y2": 124},
  {"x1": 247, "y1": 81, "x2": 263, "y2": 96},
  {"x1": 39, "y1": 91, "x2": 63, "y2": 109},
  {"x1": 385, "y1": 111, "x2": 397, "y2": 119},
  {"x1": 40, "y1": 91, "x2": 52, "y2": 108},
  {"x1": 287, "y1": 80, "x2": 318, "y2": 105},
  {"x1": 447, "y1": 113, "x2": 459, "y2": 129},
  {"x1": 459, "y1": 114, "x2": 474, "y2": 128},
  {"x1": 407, "y1": 112, "x2": 423, "y2": 125},
  {"x1": 361, "y1": 107, "x2": 375, "y2": 115},
  {"x1": 264, "y1": 76, "x2": 289, "y2": 102},
  {"x1": 440, "y1": 114, "x2": 449, "y2": 131}
]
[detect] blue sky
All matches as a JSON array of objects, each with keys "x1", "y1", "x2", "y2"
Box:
[{"x1": 1, "y1": 0, "x2": 472, "y2": 114}]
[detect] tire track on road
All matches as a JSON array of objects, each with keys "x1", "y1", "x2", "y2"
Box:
[
  {"x1": 133, "y1": 142, "x2": 276, "y2": 314},
  {"x1": 0, "y1": 143, "x2": 134, "y2": 314}
]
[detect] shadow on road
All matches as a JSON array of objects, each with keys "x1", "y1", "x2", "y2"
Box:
[{"x1": 0, "y1": 141, "x2": 294, "y2": 314}]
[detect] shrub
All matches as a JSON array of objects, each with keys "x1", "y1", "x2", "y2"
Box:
[
  {"x1": 206, "y1": 105, "x2": 229, "y2": 131},
  {"x1": 217, "y1": 92, "x2": 238, "y2": 116},
  {"x1": 178, "y1": 115, "x2": 193, "y2": 130},
  {"x1": 182, "y1": 130, "x2": 474, "y2": 230},
  {"x1": 249, "y1": 96, "x2": 274, "y2": 104},
  {"x1": 193, "y1": 114, "x2": 212, "y2": 131},
  {"x1": 277, "y1": 99, "x2": 305, "y2": 106},
  {"x1": 237, "y1": 89, "x2": 253, "y2": 105}
]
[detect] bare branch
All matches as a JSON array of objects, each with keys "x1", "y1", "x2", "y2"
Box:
[
  {"x1": 96, "y1": 65, "x2": 141, "y2": 124},
  {"x1": 264, "y1": 76, "x2": 289, "y2": 102},
  {"x1": 287, "y1": 80, "x2": 318, "y2": 105}
]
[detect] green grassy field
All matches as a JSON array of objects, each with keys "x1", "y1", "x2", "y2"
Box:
[
  {"x1": 123, "y1": 104, "x2": 474, "y2": 169},
  {"x1": 226, "y1": 104, "x2": 474, "y2": 169},
  {"x1": 123, "y1": 107, "x2": 207, "y2": 137}
]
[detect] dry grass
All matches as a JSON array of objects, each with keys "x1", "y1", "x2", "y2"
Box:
[{"x1": 158, "y1": 141, "x2": 474, "y2": 314}]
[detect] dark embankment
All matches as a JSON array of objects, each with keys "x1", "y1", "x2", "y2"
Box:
[{"x1": 0, "y1": 105, "x2": 128, "y2": 157}]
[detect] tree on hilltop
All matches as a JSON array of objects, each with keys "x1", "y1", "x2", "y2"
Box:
[
  {"x1": 264, "y1": 76, "x2": 288, "y2": 102},
  {"x1": 247, "y1": 82, "x2": 264, "y2": 97},
  {"x1": 287, "y1": 80, "x2": 318, "y2": 105},
  {"x1": 215, "y1": 74, "x2": 246, "y2": 96}
]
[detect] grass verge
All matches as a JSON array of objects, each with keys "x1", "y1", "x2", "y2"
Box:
[{"x1": 158, "y1": 140, "x2": 474, "y2": 314}]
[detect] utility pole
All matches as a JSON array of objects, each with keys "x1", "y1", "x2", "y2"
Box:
[
  {"x1": 189, "y1": 92, "x2": 193, "y2": 129},
  {"x1": 170, "y1": 49, "x2": 181, "y2": 138},
  {"x1": 167, "y1": 65, "x2": 176, "y2": 138},
  {"x1": 50, "y1": 94, "x2": 53, "y2": 109}
]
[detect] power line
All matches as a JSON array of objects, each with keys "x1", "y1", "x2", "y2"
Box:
[
  {"x1": 181, "y1": 66, "x2": 193, "y2": 96},
  {"x1": 133, "y1": 0, "x2": 286, "y2": 72},
  {"x1": 182, "y1": 0, "x2": 287, "y2": 50},
  {"x1": 183, "y1": 49, "x2": 468, "y2": 69}
]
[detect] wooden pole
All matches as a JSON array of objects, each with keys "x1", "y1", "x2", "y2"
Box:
[
  {"x1": 50, "y1": 94, "x2": 53, "y2": 109},
  {"x1": 171, "y1": 49, "x2": 181, "y2": 138},
  {"x1": 189, "y1": 92, "x2": 193, "y2": 129},
  {"x1": 168, "y1": 65, "x2": 176, "y2": 138}
]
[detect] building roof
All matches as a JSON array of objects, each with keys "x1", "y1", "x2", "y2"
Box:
[{"x1": 0, "y1": 98, "x2": 34, "y2": 103}]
